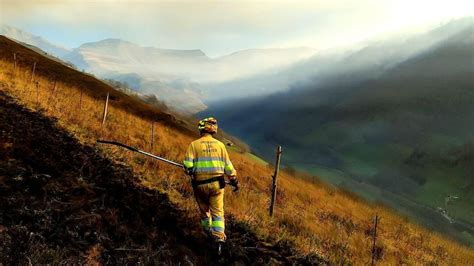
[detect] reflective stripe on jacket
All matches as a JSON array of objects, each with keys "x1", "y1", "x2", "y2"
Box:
[{"x1": 183, "y1": 134, "x2": 237, "y2": 180}]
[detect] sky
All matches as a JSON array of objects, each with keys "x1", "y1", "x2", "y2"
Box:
[{"x1": 1, "y1": 0, "x2": 473, "y2": 57}]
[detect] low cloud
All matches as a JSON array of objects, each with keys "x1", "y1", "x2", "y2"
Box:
[{"x1": 1, "y1": 0, "x2": 472, "y2": 56}]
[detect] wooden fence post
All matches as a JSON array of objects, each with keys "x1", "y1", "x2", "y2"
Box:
[
  {"x1": 101, "y1": 92, "x2": 109, "y2": 126},
  {"x1": 371, "y1": 214, "x2": 379, "y2": 266},
  {"x1": 269, "y1": 145, "x2": 282, "y2": 217},
  {"x1": 13, "y1": 53, "x2": 17, "y2": 70},
  {"x1": 30, "y1": 62, "x2": 36, "y2": 82}
]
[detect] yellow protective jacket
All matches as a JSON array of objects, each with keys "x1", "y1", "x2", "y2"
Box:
[{"x1": 183, "y1": 134, "x2": 237, "y2": 180}]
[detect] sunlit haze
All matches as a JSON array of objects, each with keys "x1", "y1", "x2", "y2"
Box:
[{"x1": 1, "y1": 0, "x2": 472, "y2": 57}]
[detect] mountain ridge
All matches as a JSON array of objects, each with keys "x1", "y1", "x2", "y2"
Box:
[
  {"x1": 0, "y1": 24, "x2": 71, "y2": 57},
  {"x1": 0, "y1": 24, "x2": 319, "y2": 113}
]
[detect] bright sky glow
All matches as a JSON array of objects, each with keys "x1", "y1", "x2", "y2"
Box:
[{"x1": 1, "y1": 0, "x2": 473, "y2": 57}]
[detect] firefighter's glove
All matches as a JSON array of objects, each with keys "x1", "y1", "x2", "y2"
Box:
[
  {"x1": 229, "y1": 178, "x2": 239, "y2": 192},
  {"x1": 184, "y1": 168, "x2": 193, "y2": 176}
]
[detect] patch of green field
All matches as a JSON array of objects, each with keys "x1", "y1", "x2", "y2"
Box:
[
  {"x1": 415, "y1": 167, "x2": 474, "y2": 224},
  {"x1": 451, "y1": 200, "x2": 474, "y2": 225},
  {"x1": 423, "y1": 134, "x2": 463, "y2": 154},
  {"x1": 416, "y1": 166, "x2": 469, "y2": 202},
  {"x1": 417, "y1": 180, "x2": 453, "y2": 206},
  {"x1": 461, "y1": 231, "x2": 474, "y2": 248},
  {"x1": 340, "y1": 156, "x2": 378, "y2": 180},
  {"x1": 295, "y1": 164, "x2": 349, "y2": 186},
  {"x1": 341, "y1": 143, "x2": 413, "y2": 166},
  {"x1": 300, "y1": 123, "x2": 350, "y2": 145}
]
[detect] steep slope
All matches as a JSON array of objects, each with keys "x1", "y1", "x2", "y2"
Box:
[
  {"x1": 203, "y1": 19, "x2": 474, "y2": 246},
  {"x1": 0, "y1": 91, "x2": 199, "y2": 264},
  {"x1": 0, "y1": 91, "x2": 320, "y2": 264},
  {"x1": 1, "y1": 34, "x2": 473, "y2": 264},
  {"x1": 0, "y1": 35, "x2": 325, "y2": 264},
  {"x1": 0, "y1": 34, "x2": 191, "y2": 132}
]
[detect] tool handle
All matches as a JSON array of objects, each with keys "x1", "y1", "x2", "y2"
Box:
[
  {"x1": 97, "y1": 139, "x2": 183, "y2": 168},
  {"x1": 97, "y1": 139, "x2": 239, "y2": 191},
  {"x1": 97, "y1": 140, "x2": 139, "y2": 152}
]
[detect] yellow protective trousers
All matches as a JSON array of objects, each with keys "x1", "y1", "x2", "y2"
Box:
[{"x1": 193, "y1": 181, "x2": 226, "y2": 242}]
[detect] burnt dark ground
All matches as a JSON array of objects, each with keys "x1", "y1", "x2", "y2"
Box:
[{"x1": 0, "y1": 90, "x2": 326, "y2": 265}]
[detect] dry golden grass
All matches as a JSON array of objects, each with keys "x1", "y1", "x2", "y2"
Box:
[{"x1": 1, "y1": 43, "x2": 473, "y2": 264}]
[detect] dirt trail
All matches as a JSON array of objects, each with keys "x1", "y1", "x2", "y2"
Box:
[{"x1": 0, "y1": 91, "x2": 325, "y2": 265}]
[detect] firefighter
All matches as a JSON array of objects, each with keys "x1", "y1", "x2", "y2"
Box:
[{"x1": 183, "y1": 117, "x2": 238, "y2": 254}]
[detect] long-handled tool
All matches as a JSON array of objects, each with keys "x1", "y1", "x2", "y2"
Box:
[
  {"x1": 97, "y1": 140, "x2": 238, "y2": 191},
  {"x1": 97, "y1": 140, "x2": 184, "y2": 168}
]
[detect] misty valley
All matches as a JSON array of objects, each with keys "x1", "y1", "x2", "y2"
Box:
[
  {"x1": 1, "y1": 4, "x2": 473, "y2": 263},
  {"x1": 3, "y1": 17, "x2": 472, "y2": 247},
  {"x1": 202, "y1": 18, "x2": 474, "y2": 246}
]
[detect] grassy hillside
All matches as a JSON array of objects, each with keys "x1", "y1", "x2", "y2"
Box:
[
  {"x1": 1, "y1": 88, "x2": 324, "y2": 264},
  {"x1": 1, "y1": 35, "x2": 473, "y2": 264},
  {"x1": 203, "y1": 23, "x2": 474, "y2": 247}
]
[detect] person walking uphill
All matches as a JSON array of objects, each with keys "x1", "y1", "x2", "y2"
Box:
[{"x1": 183, "y1": 117, "x2": 238, "y2": 255}]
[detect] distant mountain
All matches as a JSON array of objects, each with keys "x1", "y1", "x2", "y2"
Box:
[
  {"x1": 0, "y1": 25, "x2": 210, "y2": 114},
  {"x1": 0, "y1": 24, "x2": 70, "y2": 58},
  {"x1": 65, "y1": 38, "x2": 210, "y2": 79},
  {"x1": 203, "y1": 18, "x2": 474, "y2": 245},
  {"x1": 65, "y1": 39, "x2": 316, "y2": 83},
  {"x1": 0, "y1": 25, "x2": 317, "y2": 113},
  {"x1": 61, "y1": 39, "x2": 212, "y2": 113},
  {"x1": 61, "y1": 38, "x2": 316, "y2": 113}
]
